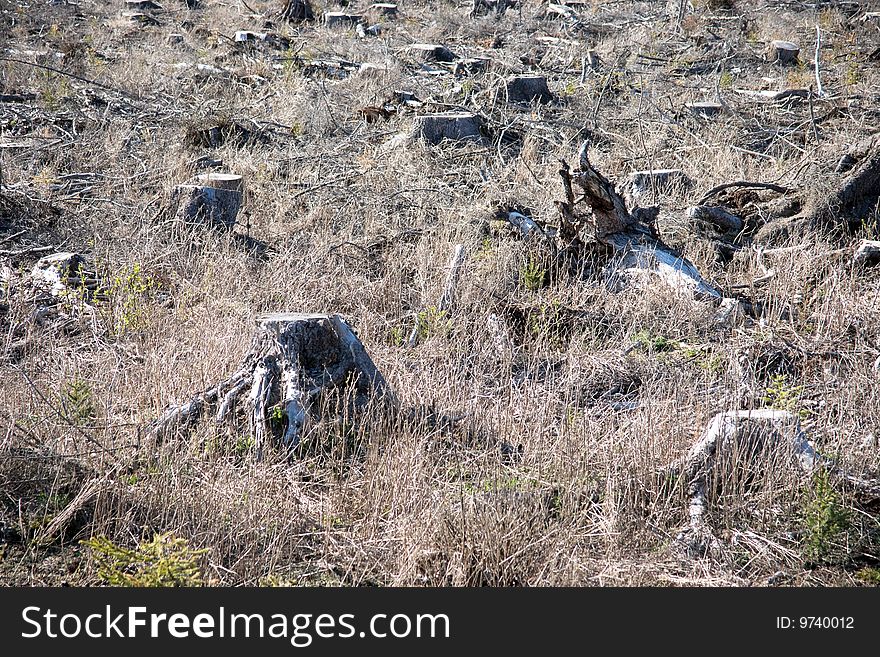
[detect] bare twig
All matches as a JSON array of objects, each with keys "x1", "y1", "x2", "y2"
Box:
[
  {"x1": 814, "y1": 25, "x2": 824, "y2": 97},
  {"x1": 0, "y1": 57, "x2": 145, "y2": 109}
]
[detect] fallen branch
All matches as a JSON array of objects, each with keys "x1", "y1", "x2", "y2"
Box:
[{"x1": 696, "y1": 181, "x2": 789, "y2": 207}]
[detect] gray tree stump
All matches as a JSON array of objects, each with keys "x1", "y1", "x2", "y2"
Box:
[
  {"x1": 31, "y1": 252, "x2": 88, "y2": 297},
  {"x1": 124, "y1": 0, "x2": 163, "y2": 10},
  {"x1": 408, "y1": 43, "x2": 457, "y2": 63},
  {"x1": 502, "y1": 75, "x2": 553, "y2": 104},
  {"x1": 369, "y1": 3, "x2": 398, "y2": 16},
  {"x1": 628, "y1": 169, "x2": 692, "y2": 201},
  {"x1": 147, "y1": 314, "x2": 394, "y2": 459},
  {"x1": 172, "y1": 173, "x2": 243, "y2": 228},
  {"x1": 555, "y1": 144, "x2": 720, "y2": 299},
  {"x1": 686, "y1": 101, "x2": 723, "y2": 117},
  {"x1": 854, "y1": 239, "x2": 880, "y2": 267},
  {"x1": 411, "y1": 113, "x2": 483, "y2": 145},
  {"x1": 668, "y1": 410, "x2": 817, "y2": 554},
  {"x1": 324, "y1": 12, "x2": 362, "y2": 27},
  {"x1": 767, "y1": 40, "x2": 799, "y2": 65},
  {"x1": 277, "y1": 0, "x2": 313, "y2": 22}
]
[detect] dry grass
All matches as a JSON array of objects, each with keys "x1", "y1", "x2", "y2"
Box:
[{"x1": 1, "y1": 0, "x2": 879, "y2": 586}]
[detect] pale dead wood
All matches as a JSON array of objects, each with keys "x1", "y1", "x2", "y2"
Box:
[
  {"x1": 408, "y1": 244, "x2": 466, "y2": 347},
  {"x1": 147, "y1": 314, "x2": 393, "y2": 457}
]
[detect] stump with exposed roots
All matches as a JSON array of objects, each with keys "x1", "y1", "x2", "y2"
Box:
[{"x1": 148, "y1": 313, "x2": 395, "y2": 459}]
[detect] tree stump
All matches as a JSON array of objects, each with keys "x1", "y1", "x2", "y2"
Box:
[
  {"x1": 546, "y1": 3, "x2": 576, "y2": 19},
  {"x1": 324, "y1": 12, "x2": 362, "y2": 27},
  {"x1": 686, "y1": 101, "x2": 723, "y2": 117},
  {"x1": 502, "y1": 75, "x2": 553, "y2": 104},
  {"x1": 235, "y1": 30, "x2": 266, "y2": 43},
  {"x1": 767, "y1": 40, "x2": 799, "y2": 65},
  {"x1": 31, "y1": 252, "x2": 85, "y2": 297},
  {"x1": 124, "y1": 0, "x2": 163, "y2": 10},
  {"x1": 408, "y1": 43, "x2": 457, "y2": 63},
  {"x1": 555, "y1": 143, "x2": 720, "y2": 299},
  {"x1": 667, "y1": 410, "x2": 818, "y2": 554},
  {"x1": 411, "y1": 113, "x2": 483, "y2": 145},
  {"x1": 369, "y1": 3, "x2": 398, "y2": 16},
  {"x1": 172, "y1": 173, "x2": 243, "y2": 228},
  {"x1": 148, "y1": 313, "x2": 394, "y2": 459},
  {"x1": 854, "y1": 239, "x2": 880, "y2": 267},
  {"x1": 277, "y1": 0, "x2": 314, "y2": 22}
]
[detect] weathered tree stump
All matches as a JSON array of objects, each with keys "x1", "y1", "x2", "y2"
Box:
[
  {"x1": 670, "y1": 410, "x2": 818, "y2": 554},
  {"x1": 854, "y1": 239, "x2": 880, "y2": 267},
  {"x1": 408, "y1": 43, "x2": 457, "y2": 63},
  {"x1": 124, "y1": 0, "x2": 163, "y2": 10},
  {"x1": 31, "y1": 252, "x2": 91, "y2": 297},
  {"x1": 754, "y1": 135, "x2": 880, "y2": 242},
  {"x1": 369, "y1": 3, "x2": 398, "y2": 16},
  {"x1": 545, "y1": 3, "x2": 576, "y2": 19},
  {"x1": 411, "y1": 113, "x2": 483, "y2": 145},
  {"x1": 502, "y1": 75, "x2": 553, "y2": 104},
  {"x1": 767, "y1": 40, "x2": 799, "y2": 65},
  {"x1": 148, "y1": 313, "x2": 394, "y2": 458},
  {"x1": 172, "y1": 173, "x2": 243, "y2": 228},
  {"x1": 123, "y1": 12, "x2": 159, "y2": 25},
  {"x1": 356, "y1": 23, "x2": 382, "y2": 38},
  {"x1": 555, "y1": 143, "x2": 720, "y2": 299},
  {"x1": 471, "y1": 0, "x2": 513, "y2": 17},
  {"x1": 235, "y1": 30, "x2": 266, "y2": 43},
  {"x1": 686, "y1": 101, "x2": 723, "y2": 117},
  {"x1": 324, "y1": 12, "x2": 362, "y2": 27},
  {"x1": 277, "y1": 0, "x2": 313, "y2": 22}
]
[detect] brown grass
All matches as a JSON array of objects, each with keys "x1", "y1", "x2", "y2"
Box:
[{"x1": 1, "y1": 0, "x2": 879, "y2": 586}]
